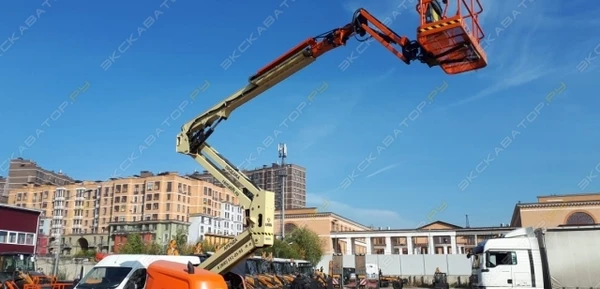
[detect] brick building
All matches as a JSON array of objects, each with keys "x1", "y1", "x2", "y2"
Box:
[
  {"x1": 0, "y1": 177, "x2": 6, "y2": 203},
  {"x1": 1, "y1": 158, "x2": 74, "y2": 203},
  {"x1": 0, "y1": 204, "x2": 42, "y2": 254}
]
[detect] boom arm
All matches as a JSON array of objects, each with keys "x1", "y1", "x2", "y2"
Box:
[{"x1": 177, "y1": 8, "x2": 435, "y2": 274}]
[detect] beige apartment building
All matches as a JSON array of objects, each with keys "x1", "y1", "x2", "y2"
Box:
[{"x1": 8, "y1": 171, "x2": 238, "y2": 253}]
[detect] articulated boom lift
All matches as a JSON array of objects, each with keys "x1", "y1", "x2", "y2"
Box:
[{"x1": 169, "y1": 0, "x2": 487, "y2": 285}]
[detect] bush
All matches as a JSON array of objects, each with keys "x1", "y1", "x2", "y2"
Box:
[{"x1": 73, "y1": 249, "x2": 97, "y2": 258}]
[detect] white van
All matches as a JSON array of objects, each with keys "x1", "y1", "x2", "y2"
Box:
[{"x1": 73, "y1": 255, "x2": 202, "y2": 289}]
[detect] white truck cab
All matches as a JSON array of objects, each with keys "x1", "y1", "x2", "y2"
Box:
[
  {"x1": 73, "y1": 255, "x2": 201, "y2": 289},
  {"x1": 469, "y1": 226, "x2": 600, "y2": 289}
]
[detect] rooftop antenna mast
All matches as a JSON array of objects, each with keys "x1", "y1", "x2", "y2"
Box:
[
  {"x1": 278, "y1": 143, "x2": 287, "y2": 239},
  {"x1": 465, "y1": 214, "x2": 470, "y2": 228}
]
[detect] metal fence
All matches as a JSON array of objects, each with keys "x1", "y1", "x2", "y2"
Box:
[
  {"x1": 36, "y1": 258, "x2": 96, "y2": 280},
  {"x1": 316, "y1": 254, "x2": 472, "y2": 276}
]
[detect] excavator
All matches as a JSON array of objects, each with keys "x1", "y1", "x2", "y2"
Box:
[
  {"x1": 145, "y1": 1, "x2": 487, "y2": 289},
  {"x1": 259, "y1": 253, "x2": 287, "y2": 289},
  {"x1": 0, "y1": 252, "x2": 74, "y2": 289}
]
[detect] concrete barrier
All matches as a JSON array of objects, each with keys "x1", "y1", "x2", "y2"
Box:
[{"x1": 315, "y1": 254, "x2": 471, "y2": 287}]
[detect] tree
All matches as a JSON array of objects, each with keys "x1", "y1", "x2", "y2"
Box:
[
  {"x1": 257, "y1": 239, "x2": 301, "y2": 259},
  {"x1": 201, "y1": 240, "x2": 217, "y2": 252},
  {"x1": 174, "y1": 228, "x2": 189, "y2": 252},
  {"x1": 286, "y1": 227, "x2": 324, "y2": 265},
  {"x1": 144, "y1": 242, "x2": 164, "y2": 255},
  {"x1": 119, "y1": 234, "x2": 146, "y2": 254}
]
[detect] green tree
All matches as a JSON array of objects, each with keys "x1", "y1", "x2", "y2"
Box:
[
  {"x1": 144, "y1": 241, "x2": 164, "y2": 255},
  {"x1": 286, "y1": 227, "x2": 324, "y2": 265},
  {"x1": 257, "y1": 239, "x2": 301, "y2": 259},
  {"x1": 119, "y1": 234, "x2": 146, "y2": 254},
  {"x1": 201, "y1": 240, "x2": 217, "y2": 252},
  {"x1": 174, "y1": 228, "x2": 189, "y2": 251}
]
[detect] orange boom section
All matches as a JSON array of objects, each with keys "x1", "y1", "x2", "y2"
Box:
[{"x1": 416, "y1": 0, "x2": 487, "y2": 74}]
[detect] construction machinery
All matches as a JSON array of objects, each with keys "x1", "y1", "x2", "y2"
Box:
[
  {"x1": 377, "y1": 270, "x2": 405, "y2": 289},
  {"x1": 309, "y1": 266, "x2": 328, "y2": 289},
  {"x1": 432, "y1": 268, "x2": 449, "y2": 289},
  {"x1": 353, "y1": 255, "x2": 405, "y2": 289},
  {"x1": 147, "y1": 1, "x2": 488, "y2": 289},
  {"x1": 353, "y1": 255, "x2": 376, "y2": 289},
  {"x1": 327, "y1": 254, "x2": 343, "y2": 289},
  {"x1": 0, "y1": 252, "x2": 74, "y2": 289},
  {"x1": 258, "y1": 253, "x2": 285, "y2": 289}
]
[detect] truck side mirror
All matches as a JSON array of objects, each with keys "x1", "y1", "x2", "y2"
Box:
[
  {"x1": 73, "y1": 278, "x2": 80, "y2": 286},
  {"x1": 466, "y1": 253, "x2": 471, "y2": 258}
]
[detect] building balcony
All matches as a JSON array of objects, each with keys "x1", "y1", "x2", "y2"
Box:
[{"x1": 111, "y1": 228, "x2": 155, "y2": 236}]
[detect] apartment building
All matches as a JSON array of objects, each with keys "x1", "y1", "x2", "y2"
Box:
[
  {"x1": 8, "y1": 171, "x2": 239, "y2": 253},
  {"x1": 220, "y1": 202, "x2": 243, "y2": 235},
  {"x1": 188, "y1": 200, "x2": 243, "y2": 242},
  {"x1": 0, "y1": 177, "x2": 6, "y2": 203},
  {"x1": 1, "y1": 158, "x2": 74, "y2": 203},
  {"x1": 189, "y1": 162, "x2": 307, "y2": 210}
]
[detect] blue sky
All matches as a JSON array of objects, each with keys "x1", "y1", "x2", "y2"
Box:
[{"x1": 1, "y1": 0, "x2": 600, "y2": 229}]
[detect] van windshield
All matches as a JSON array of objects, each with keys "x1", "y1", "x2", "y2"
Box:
[{"x1": 78, "y1": 267, "x2": 132, "y2": 289}]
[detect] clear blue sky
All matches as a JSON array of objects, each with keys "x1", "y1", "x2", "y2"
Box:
[{"x1": 1, "y1": 0, "x2": 599, "y2": 229}]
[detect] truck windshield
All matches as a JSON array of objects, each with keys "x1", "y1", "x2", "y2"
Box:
[
  {"x1": 0, "y1": 254, "x2": 35, "y2": 272},
  {"x1": 78, "y1": 267, "x2": 132, "y2": 289},
  {"x1": 471, "y1": 253, "x2": 482, "y2": 269},
  {"x1": 297, "y1": 263, "x2": 312, "y2": 275}
]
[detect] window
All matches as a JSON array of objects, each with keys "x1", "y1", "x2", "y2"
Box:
[
  {"x1": 25, "y1": 234, "x2": 34, "y2": 245},
  {"x1": 17, "y1": 233, "x2": 25, "y2": 244},
  {"x1": 0, "y1": 231, "x2": 6, "y2": 243},
  {"x1": 566, "y1": 212, "x2": 595, "y2": 225},
  {"x1": 125, "y1": 268, "x2": 147, "y2": 289},
  {"x1": 8, "y1": 233, "x2": 16, "y2": 244},
  {"x1": 486, "y1": 251, "x2": 517, "y2": 267},
  {"x1": 80, "y1": 266, "x2": 132, "y2": 287}
]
